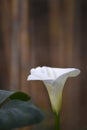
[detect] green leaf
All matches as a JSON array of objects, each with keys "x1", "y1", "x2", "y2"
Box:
[
  {"x1": 9, "y1": 91, "x2": 31, "y2": 101},
  {"x1": 0, "y1": 100, "x2": 44, "y2": 130},
  {"x1": 0, "y1": 90, "x2": 30, "y2": 106},
  {"x1": 0, "y1": 90, "x2": 44, "y2": 129}
]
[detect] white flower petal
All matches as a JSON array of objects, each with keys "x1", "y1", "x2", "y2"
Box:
[{"x1": 27, "y1": 67, "x2": 80, "y2": 81}]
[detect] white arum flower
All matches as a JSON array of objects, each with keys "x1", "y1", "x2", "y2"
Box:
[{"x1": 27, "y1": 66, "x2": 80, "y2": 114}]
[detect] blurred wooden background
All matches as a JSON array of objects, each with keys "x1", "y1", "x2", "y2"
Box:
[{"x1": 0, "y1": 0, "x2": 87, "y2": 130}]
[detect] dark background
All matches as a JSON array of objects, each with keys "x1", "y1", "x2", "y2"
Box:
[{"x1": 0, "y1": 0, "x2": 87, "y2": 130}]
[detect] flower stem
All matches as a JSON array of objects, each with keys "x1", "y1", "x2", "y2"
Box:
[{"x1": 54, "y1": 112, "x2": 60, "y2": 130}]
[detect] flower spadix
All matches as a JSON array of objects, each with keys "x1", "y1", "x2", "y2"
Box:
[{"x1": 27, "y1": 66, "x2": 80, "y2": 114}]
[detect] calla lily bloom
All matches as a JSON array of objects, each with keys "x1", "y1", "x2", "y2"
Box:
[{"x1": 27, "y1": 66, "x2": 80, "y2": 114}]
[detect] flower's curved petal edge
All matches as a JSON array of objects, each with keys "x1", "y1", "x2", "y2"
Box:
[
  {"x1": 27, "y1": 66, "x2": 80, "y2": 81},
  {"x1": 54, "y1": 68, "x2": 80, "y2": 84}
]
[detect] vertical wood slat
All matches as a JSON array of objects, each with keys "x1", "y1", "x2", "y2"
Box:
[
  {"x1": 10, "y1": 0, "x2": 21, "y2": 90},
  {"x1": 49, "y1": 0, "x2": 65, "y2": 66},
  {"x1": 10, "y1": 0, "x2": 30, "y2": 92},
  {"x1": 63, "y1": 0, "x2": 74, "y2": 66},
  {"x1": 0, "y1": 0, "x2": 11, "y2": 89},
  {"x1": 49, "y1": 0, "x2": 75, "y2": 67},
  {"x1": 0, "y1": 0, "x2": 11, "y2": 63},
  {"x1": 19, "y1": 0, "x2": 30, "y2": 94},
  {"x1": 78, "y1": 0, "x2": 87, "y2": 128}
]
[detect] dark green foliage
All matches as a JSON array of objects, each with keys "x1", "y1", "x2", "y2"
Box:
[{"x1": 0, "y1": 90, "x2": 44, "y2": 130}]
